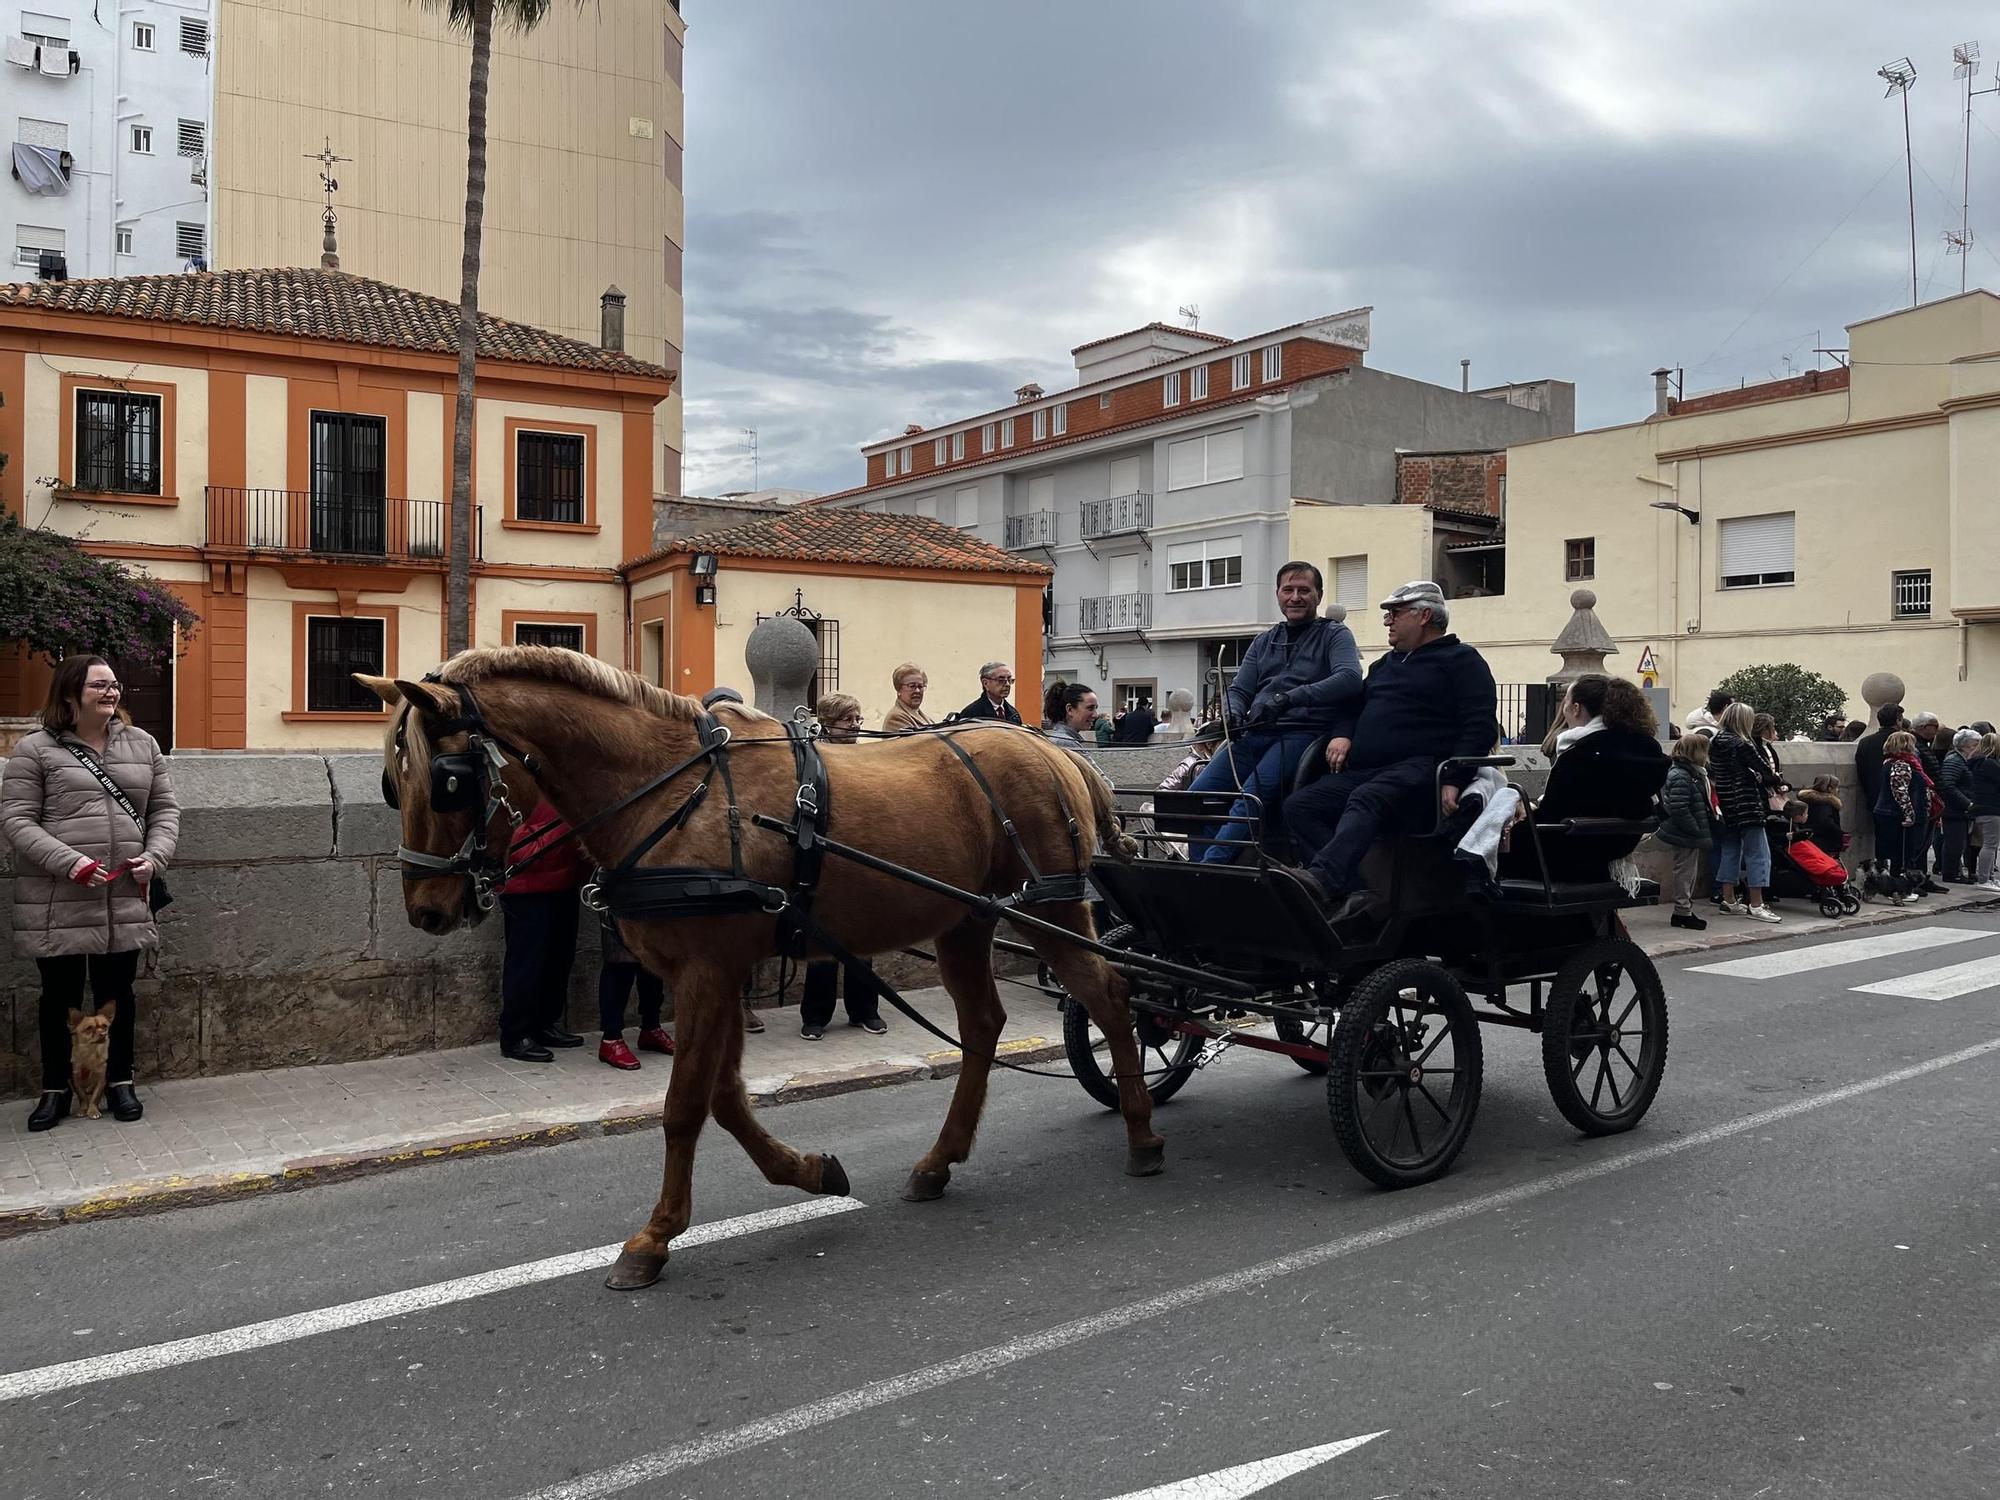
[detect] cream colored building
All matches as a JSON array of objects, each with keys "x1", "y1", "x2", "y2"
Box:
[
  {"x1": 1292, "y1": 293, "x2": 2000, "y2": 728},
  {"x1": 209, "y1": 0, "x2": 687, "y2": 495}
]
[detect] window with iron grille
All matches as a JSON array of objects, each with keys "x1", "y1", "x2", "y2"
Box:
[
  {"x1": 514, "y1": 622, "x2": 586, "y2": 652},
  {"x1": 175, "y1": 221, "x2": 204, "y2": 259},
  {"x1": 180, "y1": 17, "x2": 209, "y2": 55},
  {"x1": 74, "y1": 389, "x2": 161, "y2": 494},
  {"x1": 1564, "y1": 536, "x2": 1594, "y2": 581},
  {"x1": 516, "y1": 431, "x2": 585, "y2": 524},
  {"x1": 812, "y1": 618, "x2": 840, "y2": 703},
  {"x1": 1892, "y1": 568, "x2": 1931, "y2": 619},
  {"x1": 305, "y1": 617, "x2": 386, "y2": 712},
  {"x1": 177, "y1": 119, "x2": 205, "y2": 157}
]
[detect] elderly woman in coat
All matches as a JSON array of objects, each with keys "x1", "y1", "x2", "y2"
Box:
[{"x1": 2, "y1": 655, "x2": 180, "y2": 1131}]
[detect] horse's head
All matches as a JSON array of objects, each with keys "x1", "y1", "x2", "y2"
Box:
[{"x1": 358, "y1": 673, "x2": 539, "y2": 934}]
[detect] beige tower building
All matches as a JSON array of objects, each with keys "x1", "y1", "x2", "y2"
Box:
[{"x1": 208, "y1": 0, "x2": 686, "y2": 496}]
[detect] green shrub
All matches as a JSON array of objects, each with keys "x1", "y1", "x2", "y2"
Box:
[
  {"x1": 1712, "y1": 664, "x2": 1847, "y2": 739},
  {"x1": 0, "y1": 514, "x2": 200, "y2": 669}
]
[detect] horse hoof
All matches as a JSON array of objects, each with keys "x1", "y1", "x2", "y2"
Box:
[
  {"x1": 604, "y1": 1249, "x2": 667, "y2": 1290},
  {"x1": 901, "y1": 1168, "x2": 950, "y2": 1202},
  {"x1": 1125, "y1": 1142, "x2": 1166, "y2": 1177},
  {"x1": 818, "y1": 1153, "x2": 850, "y2": 1197}
]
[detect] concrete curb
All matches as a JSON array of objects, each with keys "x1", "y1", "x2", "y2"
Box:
[{"x1": 0, "y1": 1040, "x2": 1070, "y2": 1240}]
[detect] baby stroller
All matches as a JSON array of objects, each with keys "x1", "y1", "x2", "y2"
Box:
[{"x1": 1770, "y1": 832, "x2": 1862, "y2": 916}]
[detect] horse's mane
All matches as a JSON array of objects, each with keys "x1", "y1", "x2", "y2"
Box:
[{"x1": 433, "y1": 647, "x2": 770, "y2": 725}]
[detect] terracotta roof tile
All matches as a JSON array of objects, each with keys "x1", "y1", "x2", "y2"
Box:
[
  {"x1": 627, "y1": 509, "x2": 1050, "y2": 577},
  {"x1": 0, "y1": 267, "x2": 673, "y2": 380}
]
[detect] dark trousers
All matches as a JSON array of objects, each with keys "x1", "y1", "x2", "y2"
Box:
[
  {"x1": 1287, "y1": 756, "x2": 1440, "y2": 896},
  {"x1": 36, "y1": 951, "x2": 141, "y2": 1091},
  {"x1": 1873, "y1": 814, "x2": 1925, "y2": 876},
  {"x1": 598, "y1": 962, "x2": 664, "y2": 1037},
  {"x1": 499, "y1": 891, "x2": 580, "y2": 1044},
  {"x1": 800, "y1": 958, "x2": 882, "y2": 1028},
  {"x1": 1941, "y1": 819, "x2": 1971, "y2": 880},
  {"x1": 1187, "y1": 729, "x2": 1322, "y2": 862}
]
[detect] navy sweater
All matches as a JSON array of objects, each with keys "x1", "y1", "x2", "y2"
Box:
[
  {"x1": 1329, "y1": 634, "x2": 1497, "y2": 785},
  {"x1": 1226, "y1": 616, "x2": 1363, "y2": 730}
]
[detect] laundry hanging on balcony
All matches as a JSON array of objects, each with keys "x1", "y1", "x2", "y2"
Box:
[
  {"x1": 11, "y1": 143, "x2": 68, "y2": 195},
  {"x1": 37, "y1": 43, "x2": 75, "y2": 78},
  {"x1": 4, "y1": 36, "x2": 37, "y2": 68}
]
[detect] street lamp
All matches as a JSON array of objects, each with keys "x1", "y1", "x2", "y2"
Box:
[{"x1": 1649, "y1": 500, "x2": 1700, "y2": 525}]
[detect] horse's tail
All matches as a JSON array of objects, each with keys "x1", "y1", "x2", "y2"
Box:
[{"x1": 1076, "y1": 751, "x2": 1139, "y2": 863}]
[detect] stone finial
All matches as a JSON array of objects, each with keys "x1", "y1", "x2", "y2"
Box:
[
  {"x1": 1860, "y1": 672, "x2": 1906, "y2": 712},
  {"x1": 1548, "y1": 586, "x2": 1619, "y2": 684},
  {"x1": 744, "y1": 615, "x2": 818, "y2": 720},
  {"x1": 1323, "y1": 603, "x2": 1348, "y2": 624},
  {"x1": 1163, "y1": 687, "x2": 1196, "y2": 741},
  {"x1": 320, "y1": 209, "x2": 339, "y2": 271}
]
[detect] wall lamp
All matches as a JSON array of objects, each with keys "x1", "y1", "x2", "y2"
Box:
[
  {"x1": 690, "y1": 552, "x2": 718, "y2": 607},
  {"x1": 1648, "y1": 500, "x2": 1701, "y2": 525}
]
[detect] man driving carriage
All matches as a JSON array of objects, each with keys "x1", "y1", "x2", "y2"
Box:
[
  {"x1": 1190, "y1": 560, "x2": 1363, "y2": 861},
  {"x1": 1285, "y1": 581, "x2": 1498, "y2": 919}
]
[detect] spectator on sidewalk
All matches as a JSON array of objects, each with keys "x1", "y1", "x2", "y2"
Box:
[
  {"x1": 882, "y1": 663, "x2": 933, "y2": 733},
  {"x1": 3, "y1": 656, "x2": 181, "y2": 1132},
  {"x1": 1872, "y1": 730, "x2": 1934, "y2": 885},
  {"x1": 1854, "y1": 702, "x2": 1903, "y2": 814},
  {"x1": 954, "y1": 663, "x2": 1023, "y2": 724},
  {"x1": 1112, "y1": 697, "x2": 1159, "y2": 744},
  {"x1": 1912, "y1": 712, "x2": 1948, "y2": 890},
  {"x1": 497, "y1": 800, "x2": 586, "y2": 1063},
  {"x1": 1683, "y1": 689, "x2": 1732, "y2": 739},
  {"x1": 1939, "y1": 728, "x2": 1978, "y2": 882},
  {"x1": 1654, "y1": 733, "x2": 1713, "y2": 931},
  {"x1": 1047, "y1": 684, "x2": 1099, "y2": 748},
  {"x1": 1710, "y1": 702, "x2": 1782, "y2": 924},
  {"x1": 595, "y1": 908, "x2": 672, "y2": 1070},
  {"x1": 1968, "y1": 732, "x2": 2000, "y2": 890},
  {"x1": 798, "y1": 694, "x2": 887, "y2": 1042}
]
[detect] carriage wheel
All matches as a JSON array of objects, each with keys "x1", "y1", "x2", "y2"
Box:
[
  {"x1": 1276, "y1": 1016, "x2": 1330, "y2": 1075},
  {"x1": 1058, "y1": 926, "x2": 1203, "y2": 1109},
  {"x1": 1540, "y1": 938, "x2": 1669, "y2": 1137},
  {"x1": 1327, "y1": 960, "x2": 1483, "y2": 1189}
]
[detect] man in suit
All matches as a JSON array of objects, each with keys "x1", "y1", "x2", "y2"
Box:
[{"x1": 955, "y1": 661, "x2": 1024, "y2": 724}]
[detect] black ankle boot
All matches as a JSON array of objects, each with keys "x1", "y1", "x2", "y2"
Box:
[
  {"x1": 27, "y1": 1090, "x2": 68, "y2": 1132},
  {"x1": 106, "y1": 1082, "x2": 143, "y2": 1122}
]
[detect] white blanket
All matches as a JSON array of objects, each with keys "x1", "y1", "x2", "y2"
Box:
[{"x1": 1453, "y1": 766, "x2": 1522, "y2": 881}]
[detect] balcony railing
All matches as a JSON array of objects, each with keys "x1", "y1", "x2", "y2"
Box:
[
  {"x1": 204, "y1": 488, "x2": 483, "y2": 563},
  {"x1": 1078, "y1": 591, "x2": 1152, "y2": 634},
  {"x1": 1004, "y1": 510, "x2": 1058, "y2": 551},
  {"x1": 1080, "y1": 490, "x2": 1152, "y2": 541}
]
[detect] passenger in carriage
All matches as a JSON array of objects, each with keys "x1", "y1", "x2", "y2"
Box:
[
  {"x1": 1284, "y1": 582, "x2": 1497, "y2": 919},
  {"x1": 1189, "y1": 561, "x2": 1362, "y2": 861},
  {"x1": 1500, "y1": 674, "x2": 1667, "y2": 883}
]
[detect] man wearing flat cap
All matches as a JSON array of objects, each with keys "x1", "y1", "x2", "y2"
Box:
[{"x1": 1283, "y1": 581, "x2": 1498, "y2": 919}]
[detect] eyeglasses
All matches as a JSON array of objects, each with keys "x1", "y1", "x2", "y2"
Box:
[
  {"x1": 85, "y1": 681, "x2": 123, "y2": 696},
  {"x1": 983, "y1": 675, "x2": 1015, "y2": 685}
]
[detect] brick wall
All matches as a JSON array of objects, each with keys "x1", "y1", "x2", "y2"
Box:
[
  {"x1": 1397, "y1": 451, "x2": 1506, "y2": 517},
  {"x1": 1668, "y1": 365, "x2": 1849, "y2": 416}
]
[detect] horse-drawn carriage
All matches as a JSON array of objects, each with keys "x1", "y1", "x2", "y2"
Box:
[{"x1": 1043, "y1": 755, "x2": 1670, "y2": 1190}]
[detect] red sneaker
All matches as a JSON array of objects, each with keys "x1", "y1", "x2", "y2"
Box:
[
  {"x1": 598, "y1": 1038, "x2": 641, "y2": 1071},
  {"x1": 636, "y1": 1027, "x2": 675, "y2": 1056}
]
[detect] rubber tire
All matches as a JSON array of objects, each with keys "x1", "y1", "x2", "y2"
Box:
[
  {"x1": 1276, "y1": 1016, "x2": 1330, "y2": 1075},
  {"x1": 1059, "y1": 926, "x2": 1202, "y2": 1110},
  {"x1": 1327, "y1": 959, "x2": 1483, "y2": 1189},
  {"x1": 1838, "y1": 891, "x2": 1862, "y2": 916},
  {"x1": 1818, "y1": 896, "x2": 1844, "y2": 918},
  {"x1": 1540, "y1": 938, "x2": 1669, "y2": 1137}
]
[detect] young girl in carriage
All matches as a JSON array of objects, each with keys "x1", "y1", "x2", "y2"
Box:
[{"x1": 1770, "y1": 796, "x2": 1863, "y2": 916}]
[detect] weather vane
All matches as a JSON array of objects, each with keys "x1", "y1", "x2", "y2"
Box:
[{"x1": 303, "y1": 137, "x2": 352, "y2": 268}]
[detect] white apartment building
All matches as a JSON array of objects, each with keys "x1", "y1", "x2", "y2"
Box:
[{"x1": 6, "y1": 1, "x2": 216, "y2": 279}]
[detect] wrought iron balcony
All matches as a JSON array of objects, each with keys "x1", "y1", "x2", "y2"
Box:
[
  {"x1": 1078, "y1": 591, "x2": 1152, "y2": 635},
  {"x1": 1004, "y1": 510, "x2": 1058, "y2": 551},
  {"x1": 1080, "y1": 491, "x2": 1152, "y2": 541},
  {"x1": 204, "y1": 488, "x2": 483, "y2": 564}
]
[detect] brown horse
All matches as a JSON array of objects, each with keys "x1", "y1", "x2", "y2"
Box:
[{"x1": 359, "y1": 648, "x2": 1162, "y2": 1289}]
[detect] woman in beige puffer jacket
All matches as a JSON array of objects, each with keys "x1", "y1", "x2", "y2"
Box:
[{"x1": 2, "y1": 655, "x2": 179, "y2": 1131}]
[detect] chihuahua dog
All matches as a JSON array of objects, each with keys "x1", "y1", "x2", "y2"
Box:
[{"x1": 68, "y1": 1000, "x2": 115, "y2": 1119}]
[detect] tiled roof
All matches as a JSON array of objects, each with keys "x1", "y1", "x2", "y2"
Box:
[
  {"x1": 1070, "y1": 321, "x2": 1233, "y2": 355},
  {"x1": 627, "y1": 509, "x2": 1050, "y2": 576},
  {"x1": 0, "y1": 267, "x2": 673, "y2": 380}
]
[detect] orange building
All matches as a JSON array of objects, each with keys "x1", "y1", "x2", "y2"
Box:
[{"x1": 0, "y1": 268, "x2": 672, "y2": 749}]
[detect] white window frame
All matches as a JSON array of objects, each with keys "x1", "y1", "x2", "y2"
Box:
[
  {"x1": 1164, "y1": 429, "x2": 1246, "y2": 492},
  {"x1": 15, "y1": 224, "x2": 63, "y2": 268},
  {"x1": 933, "y1": 437, "x2": 947, "y2": 466},
  {"x1": 901, "y1": 445, "x2": 914, "y2": 475},
  {"x1": 1099, "y1": 392, "x2": 1112, "y2": 410},
  {"x1": 950, "y1": 430, "x2": 965, "y2": 461},
  {"x1": 1052, "y1": 403, "x2": 1067, "y2": 436},
  {"x1": 1191, "y1": 365, "x2": 1209, "y2": 400},
  {"x1": 115, "y1": 224, "x2": 134, "y2": 256},
  {"x1": 131, "y1": 124, "x2": 153, "y2": 155},
  {"x1": 1032, "y1": 408, "x2": 1047, "y2": 442},
  {"x1": 133, "y1": 21, "x2": 155, "y2": 50},
  {"x1": 1262, "y1": 345, "x2": 1283, "y2": 382},
  {"x1": 955, "y1": 486, "x2": 979, "y2": 526},
  {"x1": 1000, "y1": 417, "x2": 1015, "y2": 449},
  {"x1": 1162, "y1": 371, "x2": 1181, "y2": 407},
  {"x1": 1717, "y1": 511, "x2": 1796, "y2": 590},
  {"x1": 981, "y1": 422, "x2": 996, "y2": 454},
  {"x1": 1165, "y1": 535, "x2": 1245, "y2": 593},
  {"x1": 20, "y1": 15, "x2": 67, "y2": 48},
  {"x1": 1231, "y1": 352, "x2": 1252, "y2": 390}
]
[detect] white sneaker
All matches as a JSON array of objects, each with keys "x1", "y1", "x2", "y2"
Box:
[
  {"x1": 1743, "y1": 905, "x2": 1781, "y2": 924},
  {"x1": 1716, "y1": 900, "x2": 1747, "y2": 915},
  {"x1": 1981, "y1": 878, "x2": 2000, "y2": 892}
]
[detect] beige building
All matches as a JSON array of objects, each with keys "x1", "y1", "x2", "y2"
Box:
[
  {"x1": 1292, "y1": 293, "x2": 2000, "y2": 728},
  {"x1": 209, "y1": 0, "x2": 686, "y2": 494}
]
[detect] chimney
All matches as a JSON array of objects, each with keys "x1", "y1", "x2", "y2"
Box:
[
  {"x1": 903, "y1": 423, "x2": 924, "y2": 436},
  {"x1": 1459, "y1": 358, "x2": 1470, "y2": 393},
  {"x1": 600, "y1": 285, "x2": 627, "y2": 352},
  {"x1": 1014, "y1": 382, "x2": 1044, "y2": 404},
  {"x1": 1651, "y1": 367, "x2": 1673, "y2": 417}
]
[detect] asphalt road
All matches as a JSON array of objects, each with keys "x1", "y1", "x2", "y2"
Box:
[{"x1": 6, "y1": 906, "x2": 2000, "y2": 1499}]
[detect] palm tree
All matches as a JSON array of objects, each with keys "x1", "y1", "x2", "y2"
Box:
[{"x1": 428, "y1": 0, "x2": 581, "y2": 655}]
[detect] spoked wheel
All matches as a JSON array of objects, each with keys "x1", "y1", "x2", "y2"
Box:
[
  {"x1": 1541, "y1": 938, "x2": 1669, "y2": 1136},
  {"x1": 1817, "y1": 895, "x2": 1845, "y2": 919},
  {"x1": 1327, "y1": 960, "x2": 1483, "y2": 1189},
  {"x1": 1275, "y1": 1016, "x2": 1331, "y2": 1075},
  {"x1": 1058, "y1": 926, "x2": 1203, "y2": 1109},
  {"x1": 1837, "y1": 890, "x2": 1862, "y2": 916}
]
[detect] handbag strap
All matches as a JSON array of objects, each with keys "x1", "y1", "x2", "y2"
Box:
[{"x1": 61, "y1": 741, "x2": 147, "y2": 839}]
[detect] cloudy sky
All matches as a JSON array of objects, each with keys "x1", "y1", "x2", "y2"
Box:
[{"x1": 680, "y1": 1, "x2": 2000, "y2": 496}]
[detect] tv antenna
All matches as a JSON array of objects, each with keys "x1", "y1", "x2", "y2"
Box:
[
  {"x1": 1951, "y1": 42, "x2": 2000, "y2": 294},
  {"x1": 741, "y1": 427, "x2": 759, "y2": 490},
  {"x1": 1879, "y1": 57, "x2": 1918, "y2": 307},
  {"x1": 1177, "y1": 303, "x2": 1201, "y2": 331}
]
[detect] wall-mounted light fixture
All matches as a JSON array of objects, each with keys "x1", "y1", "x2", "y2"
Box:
[
  {"x1": 690, "y1": 552, "x2": 719, "y2": 607},
  {"x1": 695, "y1": 581, "x2": 717, "y2": 607},
  {"x1": 690, "y1": 552, "x2": 718, "y2": 577},
  {"x1": 1647, "y1": 500, "x2": 1701, "y2": 526}
]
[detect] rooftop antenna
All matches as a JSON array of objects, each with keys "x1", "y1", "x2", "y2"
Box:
[
  {"x1": 1949, "y1": 42, "x2": 2000, "y2": 294},
  {"x1": 741, "y1": 427, "x2": 759, "y2": 490},
  {"x1": 1177, "y1": 302, "x2": 1201, "y2": 331},
  {"x1": 303, "y1": 137, "x2": 351, "y2": 271},
  {"x1": 1879, "y1": 57, "x2": 1918, "y2": 307}
]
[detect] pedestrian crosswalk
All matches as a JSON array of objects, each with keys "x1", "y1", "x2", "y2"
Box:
[{"x1": 1687, "y1": 924, "x2": 2000, "y2": 1003}]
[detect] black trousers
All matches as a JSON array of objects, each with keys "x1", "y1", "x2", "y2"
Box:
[
  {"x1": 499, "y1": 891, "x2": 581, "y2": 1044},
  {"x1": 800, "y1": 958, "x2": 882, "y2": 1028},
  {"x1": 36, "y1": 951, "x2": 142, "y2": 1091},
  {"x1": 598, "y1": 962, "x2": 664, "y2": 1037},
  {"x1": 1286, "y1": 756, "x2": 1441, "y2": 896},
  {"x1": 1941, "y1": 819, "x2": 1971, "y2": 880}
]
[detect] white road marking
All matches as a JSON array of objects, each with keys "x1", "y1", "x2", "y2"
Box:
[
  {"x1": 511, "y1": 1035, "x2": 2000, "y2": 1500},
  {"x1": 1104, "y1": 1432, "x2": 1387, "y2": 1499},
  {"x1": 0, "y1": 1197, "x2": 863, "y2": 1405},
  {"x1": 1853, "y1": 951, "x2": 2000, "y2": 1001},
  {"x1": 1686, "y1": 926, "x2": 1989, "y2": 980}
]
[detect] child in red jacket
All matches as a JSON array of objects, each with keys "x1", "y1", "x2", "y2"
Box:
[{"x1": 497, "y1": 801, "x2": 586, "y2": 1062}]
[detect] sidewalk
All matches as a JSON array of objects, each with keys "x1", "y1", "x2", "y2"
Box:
[{"x1": 4, "y1": 885, "x2": 1994, "y2": 1236}]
